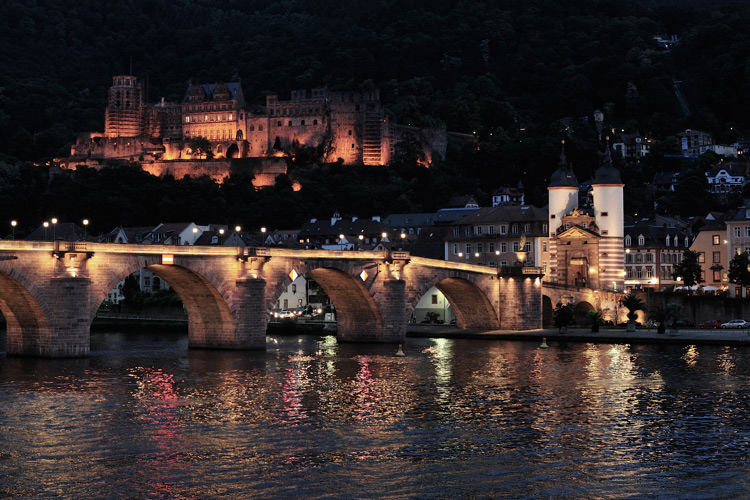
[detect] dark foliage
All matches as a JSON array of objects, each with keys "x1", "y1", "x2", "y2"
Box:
[{"x1": 0, "y1": 0, "x2": 746, "y2": 227}]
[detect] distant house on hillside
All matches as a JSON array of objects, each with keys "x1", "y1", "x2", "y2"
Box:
[{"x1": 705, "y1": 163, "x2": 746, "y2": 203}]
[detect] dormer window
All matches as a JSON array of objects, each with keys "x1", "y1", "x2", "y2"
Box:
[
  {"x1": 638, "y1": 235, "x2": 645, "y2": 246},
  {"x1": 625, "y1": 235, "x2": 632, "y2": 247},
  {"x1": 666, "y1": 235, "x2": 670, "y2": 247},
  {"x1": 674, "y1": 235, "x2": 678, "y2": 246}
]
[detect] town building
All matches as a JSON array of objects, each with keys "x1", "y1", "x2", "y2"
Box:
[
  {"x1": 443, "y1": 205, "x2": 549, "y2": 269},
  {"x1": 297, "y1": 212, "x2": 389, "y2": 250},
  {"x1": 623, "y1": 218, "x2": 692, "y2": 291},
  {"x1": 612, "y1": 131, "x2": 650, "y2": 160},
  {"x1": 705, "y1": 162, "x2": 746, "y2": 203},
  {"x1": 689, "y1": 212, "x2": 731, "y2": 291}
]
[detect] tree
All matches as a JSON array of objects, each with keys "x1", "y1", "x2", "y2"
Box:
[
  {"x1": 188, "y1": 136, "x2": 212, "y2": 159},
  {"x1": 620, "y1": 292, "x2": 646, "y2": 324},
  {"x1": 672, "y1": 250, "x2": 703, "y2": 295},
  {"x1": 553, "y1": 302, "x2": 574, "y2": 331},
  {"x1": 728, "y1": 251, "x2": 750, "y2": 287}
]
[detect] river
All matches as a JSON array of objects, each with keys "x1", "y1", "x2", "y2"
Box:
[{"x1": 1, "y1": 331, "x2": 749, "y2": 499}]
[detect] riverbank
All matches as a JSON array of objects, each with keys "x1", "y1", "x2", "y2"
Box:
[{"x1": 406, "y1": 324, "x2": 750, "y2": 346}]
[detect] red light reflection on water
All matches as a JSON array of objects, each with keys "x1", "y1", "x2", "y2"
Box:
[
  {"x1": 128, "y1": 367, "x2": 194, "y2": 500},
  {"x1": 353, "y1": 358, "x2": 380, "y2": 420}
]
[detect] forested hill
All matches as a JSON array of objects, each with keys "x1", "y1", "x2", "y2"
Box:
[
  {"x1": 1, "y1": 0, "x2": 748, "y2": 163},
  {"x1": 0, "y1": 0, "x2": 749, "y2": 231}
]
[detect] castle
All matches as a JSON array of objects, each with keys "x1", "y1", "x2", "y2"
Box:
[{"x1": 67, "y1": 76, "x2": 448, "y2": 181}]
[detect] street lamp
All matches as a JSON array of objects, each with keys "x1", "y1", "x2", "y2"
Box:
[
  {"x1": 219, "y1": 228, "x2": 225, "y2": 245},
  {"x1": 10, "y1": 220, "x2": 16, "y2": 240},
  {"x1": 43, "y1": 221, "x2": 49, "y2": 240},
  {"x1": 82, "y1": 219, "x2": 89, "y2": 240},
  {"x1": 51, "y1": 218, "x2": 57, "y2": 241},
  {"x1": 400, "y1": 232, "x2": 406, "y2": 250},
  {"x1": 339, "y1": 233, "x2": 345, "y2": 250}
]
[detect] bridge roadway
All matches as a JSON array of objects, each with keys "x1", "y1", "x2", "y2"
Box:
[{"x1": 0, "y1": 240, "x2": 544, "y2": 357}]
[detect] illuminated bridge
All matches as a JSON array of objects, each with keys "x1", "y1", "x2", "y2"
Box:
[{"x1": 0, "y1": 241, "x2": 544, "y2": 358}]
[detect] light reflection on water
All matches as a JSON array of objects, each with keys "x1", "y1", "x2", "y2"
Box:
[{"x1": 1, "y1": 333, "x2": 750, "y2": 499}]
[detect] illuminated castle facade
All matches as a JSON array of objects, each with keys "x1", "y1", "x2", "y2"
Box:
[
  {"x1": 71, "y1": 75, "x2": 446, "y2": 167},
  {"x1": 547, "y1": 145, "x2": 625, "y2": 291}
]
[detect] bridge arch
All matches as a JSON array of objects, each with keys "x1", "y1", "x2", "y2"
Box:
[
  {"x1": 299, "y1": 261, "x2": 384, "y2": 342},
  {"x1": 406, "y1": 271, "x2": 500, "y2": 330},
  {"x1": 0, "y1": 270, "x2": 50, "y2": 355},
  {"x1": 90, "y1": 257, "x2": 244, "y2": 349}
]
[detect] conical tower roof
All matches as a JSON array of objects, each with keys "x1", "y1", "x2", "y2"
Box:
[
  {"x1": 592, "y1": 141, "x2": 622, "y2": 185},
  {"x1": 549, "y1": 141, "x2": 579, "y2": 188}
]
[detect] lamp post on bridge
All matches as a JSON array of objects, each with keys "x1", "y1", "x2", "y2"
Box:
[
  {"x1": 51, "y1": 218, "x2": 57, "y2": 241},
  {"x1": 43, "y1": 221, "x2": 49, "y2": 240},
  {"x1": 82, "y1": 219, "x2": 89, "y2": 241},
  {"x1": 11, "y1": 220, "x2": 16, "y2": 240}
]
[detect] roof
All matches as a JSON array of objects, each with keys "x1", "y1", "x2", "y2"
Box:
[
  {"x1": 592, "y1": 146, "x2": 622, "y2": 185},
  {"x1": 183, "y1": 82, "x2": 242, "y2": 102},
  {"x1": 453, "y1": 205, "x2": 548, "y2": 226},
  {"x1": 624, "y1": 219, "x2": 692, "y2": 248},
  {"x1": 299, "y1": 217, "x2": 387, "y2": 238},
  {"x1": 548, "y1": 146, "x2": 579, "y2": 188}
]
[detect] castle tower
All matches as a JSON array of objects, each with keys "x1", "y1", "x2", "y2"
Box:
[
  {"x1": 546, "y1": 143, "x2": 579, "y2": 284},
  {"x1": 590, "y1": 144, "x2": 625, "y2": 290},
  {"x1": 548, "y1": 143, "x2": 579, "y2": 235},
  {"x1": 104, "y1": 76, "x2": 144, "y2": 138}
]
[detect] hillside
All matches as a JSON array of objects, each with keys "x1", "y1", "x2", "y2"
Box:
[{"x1": 0, "y1": 0, "x2": 747, "y2": 231}]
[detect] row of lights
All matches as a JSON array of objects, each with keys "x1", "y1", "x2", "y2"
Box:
[{"x1": 9, "y1": 218, "x2": 89, "y2": 240}]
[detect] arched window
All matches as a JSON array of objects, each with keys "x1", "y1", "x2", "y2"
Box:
[
  {"x1": 665, "y1": 235, "x2": 670, "y2": 246},
  {"x1": 625, "y1": 235, "x2": 632, "y2": 247},
  {"x1": 638, "y1": 234, "x2": 645, "y2": 246}
]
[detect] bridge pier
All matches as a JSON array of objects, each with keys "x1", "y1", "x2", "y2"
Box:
[
  {"x1": 14, "y1": 276, "x2": 92, "y2": 358},
  {"x1": 231, "y1": 278, "x2": 268, "y2": 349},
  {"x1": 498, "y1": 274, "x2": 543, "y2": 330},
  {"x1": 379, "y1": 279, "x2": 407, "y2": 343}
]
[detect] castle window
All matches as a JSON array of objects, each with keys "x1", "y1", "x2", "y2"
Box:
[
  {"x1": 249, "y1": 125, "x2": 255, "y2": 131},
  {"x1": 512, "y1": 224, "x2": 519, "y2": 234},
  {"x1": 301, "y1": 120, "x2": 305, "y2": 126},
  {"x1": 277, "y1": 121, "x2": 282, "y2": 127},
  {"x1": 638, "y1": 235, "x2": 645, "y2": 246},
  {"x1": 348, "y1": 130, "x2": 352, "y2": 135},
  {"x1": 229, "y1": 114, "x2": 233, "y2": 120},
  {"x1": 313, "y1": 120, "x2": 318, "y2": 125},
  {"x1": 259, "y1": 125, "x2": 263, "y2": 131},
  {"x1": 524, "y1": 224, "x2": 530, "y2": 233},
  {"x1": 288, "y1": 121, "x2": 293, "y2": 126},
  {"x1": 542, "y1": 224, "x2": 548, "y2": 234},
  {"x1": 185, "y1": 116, "x2": 190, "y2": 123},
  {"x1": 601, "y1": 212, "x2": 609, "y2": 216},
  {"x1": 625, "y1": 235, "x2": 631, "y2": 246}
]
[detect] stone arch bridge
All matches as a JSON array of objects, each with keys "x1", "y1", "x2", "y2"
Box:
[{"x1": 0, "y1": 241, "x2": 544, "y2": 358}]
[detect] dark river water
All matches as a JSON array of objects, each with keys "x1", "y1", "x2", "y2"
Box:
[{"x1": 2, "y1": 331, "x2": 750, "y2": 499}]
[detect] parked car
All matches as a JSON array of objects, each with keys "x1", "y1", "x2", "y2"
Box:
[
  {"x1": 721, "y1": 319, "x2": 749, "y2": 329},
  {"x1": 699, "y1": 319, "x2": 723, "y2": 329},
  {"x1": 675, "y1": 319, "x2": 694, "y2": 328},
  {"x1": 273, "y1": 309, "x2": 295, "y2": 319}
]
